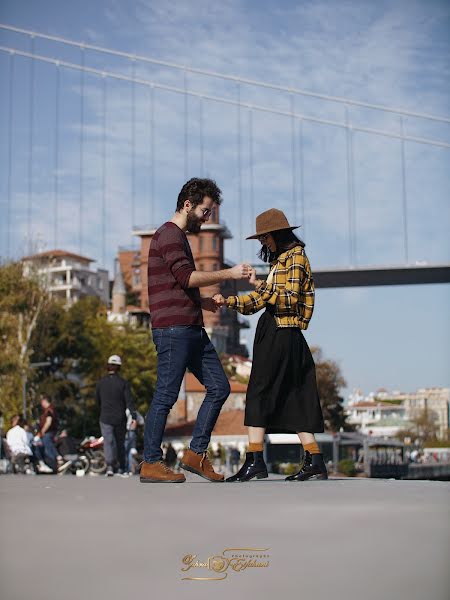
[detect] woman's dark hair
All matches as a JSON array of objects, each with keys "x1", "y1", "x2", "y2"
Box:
[
  {"x1": 258, "y1": 228, "x2": 304, "y2": 263},
  {"x1": 176, "y1": 178, "x2": 222, "y2": 211}
]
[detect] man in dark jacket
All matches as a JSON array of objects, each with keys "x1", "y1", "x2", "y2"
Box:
[{"x1": 96, "y1": 355, "x2": 136, "y2": 477}]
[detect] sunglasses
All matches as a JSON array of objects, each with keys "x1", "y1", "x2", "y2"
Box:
[{"x1": 199, "y1": 207, "x2": 212, "y2": 218}]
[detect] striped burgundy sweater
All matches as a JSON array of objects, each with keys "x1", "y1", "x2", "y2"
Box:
[{"x1": 147, "y1": 222, "x2": 203, "y2": 328}]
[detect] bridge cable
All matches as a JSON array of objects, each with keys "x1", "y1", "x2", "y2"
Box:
[
  {"x1": 27, "y1": 36, "x2": 35, "y2": 254},
  {"x1": 299, "y1": 118, "x2": 305, "y2": 241},
  {"x1": 237, "y1": 83, "x2": 243, "y2": 262},
  {"x1": 150, "y1": 85, "x2": 155, "y2": 227},
  {"x1": 101, "y1": 73, "x2": 107, "y2": 267},
  {"x1": 400, "y1": 117, "x2": 409, "y2": 264},
  {"x1": 1, "y1": 46, "x2": 448, "y2": 150},
  {"x1": 131, "y1": 58, "x2": 136, "y2": 245},
  {"x1": 79, "y1": 46, "x2": 85, "y2": 254},
  {"x1": 6, "y1": 51, "x2": 15, "y2": 258},
  {"x1": 184, "y1": 68, "x2": 188, "y2": 180},
  {"x1": 199, "y1": 96, "x2": 204, "y2": 176},
  {"x1": 248, "y1": 107, "x2": 255, "y2": 228},
  {"x1": 53, "y1": 63, "x2": 60, "y2": 248},
  {"x1": 2, "y1": 24, "x2": 448, "y2": 125},
  {"x1": 290, "y1": 94, "x2": 297, "y2": 227},
  {"x1": 345, "y1": 106, "x2": 356, "y2": 265}
]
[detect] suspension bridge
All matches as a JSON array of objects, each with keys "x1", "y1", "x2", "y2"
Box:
[{"x1": 1, "y1": 23, "x2": 449, "y2": 287}]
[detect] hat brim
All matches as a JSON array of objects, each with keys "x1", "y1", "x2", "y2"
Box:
[{"x1": 246, "y1": 225, "x2": 300, "y2": 240}]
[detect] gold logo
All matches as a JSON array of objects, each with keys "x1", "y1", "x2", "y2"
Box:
[{"x1": 181, "y1": 548, "x2": 270, "y2": 581}]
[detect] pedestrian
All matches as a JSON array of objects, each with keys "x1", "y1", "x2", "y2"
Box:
[
  {"x1": 125, "y1": 408, "x2": 144, "y2": 474},
  {"x1": 35, "y1": 395, "x2": 59, "y2": 473},
  {"x1": 214, "y1": 208, "x2": 328, "y2": 482},
  {"x1": 140, "y1": 177, "x2": 252, "y2": 483},
  {"x1": 5, "y1": 415, "x2": 35, "y2": 474},
  {"x1": 230, "y1": 446, "x2": 241, "y2": 474},
  {"x1": 96, "y1": 355, "x2": 137, "y2": 477},
  {"x1": 164, "y1": 443, "x2": 177, "y2": 469}
]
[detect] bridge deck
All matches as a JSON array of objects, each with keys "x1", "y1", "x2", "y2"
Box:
[{"x1": 235, "y1": 263, "x2": 450, "y2": 290}]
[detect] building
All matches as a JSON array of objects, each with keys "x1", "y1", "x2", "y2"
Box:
[
  {"x1": 346, "y1": 387, "x2": 450, "y2": 439},
  {"x1": 166, "y1": 372, "x2": 247, "y2": 426},
  {"x1": 404, "y1": 388, "x2": 450, "y2": 440},
  {"x1": 107, "y1": 262, "x2": 151, "y2": 327},
  {"x1": 22, "y1": 249, "x2": 109, "y2": 306},
  {"x1": 120, "y1": 204, "x2": 249, "y2": 355}
]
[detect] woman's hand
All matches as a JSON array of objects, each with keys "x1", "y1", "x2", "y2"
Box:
[{"x1": 248, "y1": 267, "x2": 258, "y2": 286}]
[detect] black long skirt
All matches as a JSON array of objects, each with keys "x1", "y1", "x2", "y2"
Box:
[{"x1": 244, "y1": 310, "x2": 325, "y2": 433}]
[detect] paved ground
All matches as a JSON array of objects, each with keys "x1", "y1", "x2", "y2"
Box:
[{"x1": 1, "y1": 473, "x2": 449, "y2": 600}]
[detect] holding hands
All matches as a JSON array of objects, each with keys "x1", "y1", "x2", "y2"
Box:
[
  {"x1": 204, "y1": 266, "x2": 260, "y2": 312},
  {"x1": 201, "y1": 297, "x2": 221, "y2": 312},
  {"x1": 212, "y1": 294, "x2": 226, "y2": 307}
]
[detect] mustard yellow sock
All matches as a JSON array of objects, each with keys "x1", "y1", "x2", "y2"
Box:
[
  {"x1": 248, "y1": 442, "x2": 264, "y2": 452},
  {"x1": 303, "y1": 441, "x2": 320, "y2": 455}
]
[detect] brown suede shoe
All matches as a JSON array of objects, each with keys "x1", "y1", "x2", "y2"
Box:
[
  {"x1": 139, "y1": 461, "x2": 186, "y2": 483},
  {"x1": 180, "y1": 448, "x2": 224, "y2": 482}
]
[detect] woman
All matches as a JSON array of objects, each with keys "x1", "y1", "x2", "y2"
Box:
[{"x1": 214, "y1": 208, "x2": 327, "y2": 482}]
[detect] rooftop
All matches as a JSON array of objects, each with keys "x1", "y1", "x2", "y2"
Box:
[{"x1": 22, "y1": 249, "x2": 95, "y2": 263}]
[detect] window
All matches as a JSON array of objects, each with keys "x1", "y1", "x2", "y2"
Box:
[{"x1": 212, "y1": 237, "x2": 217, "y2": 250}]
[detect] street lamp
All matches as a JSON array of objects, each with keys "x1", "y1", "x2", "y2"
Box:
[{"x1": 22, "y1": 361, "x2": 52, "y2": 418}]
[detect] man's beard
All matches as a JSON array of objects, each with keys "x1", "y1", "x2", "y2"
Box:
[{"x1": 186, "y1": 211, "x2": 203, "y2": 234}]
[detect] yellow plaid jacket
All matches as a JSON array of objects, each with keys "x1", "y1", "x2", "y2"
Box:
[{"x1": 226, "y1": 245, "x2": 315, "y2": 329}]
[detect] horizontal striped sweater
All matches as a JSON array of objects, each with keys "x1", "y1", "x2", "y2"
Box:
[{"x1": 147, "y1": 221, "x2": 203, "y2": 328}]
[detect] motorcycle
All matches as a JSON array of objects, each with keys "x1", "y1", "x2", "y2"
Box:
[{"x1": 79, "y1": 435, "x2": 107, "y2": 475}]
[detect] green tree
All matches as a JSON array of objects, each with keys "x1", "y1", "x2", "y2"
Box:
[
  {"x1": 311, "y1": 346, "x2": 352, "y2": 432},
  {"x1": 31, "y1": 296, "x2": 157, "y2": 437},
  {"x1": 0, "y1": 261, "x2": 51, "y2": 422},
  {"x1": 396, "y1": 407, "x2": 440, "y2": 445}
]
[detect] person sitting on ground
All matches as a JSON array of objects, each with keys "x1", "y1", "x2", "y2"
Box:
[{"x1": 6, "y1": 415, "x2": 35, "y2": 474}]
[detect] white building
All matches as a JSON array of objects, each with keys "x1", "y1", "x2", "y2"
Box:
[
  {"x1": 22, "y1": 250, "x2": 109, "y2": 306},
  {"x1": 346, "y1": 387, "x2": 450, "y2": 439}
]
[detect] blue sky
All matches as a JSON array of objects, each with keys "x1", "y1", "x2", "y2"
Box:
[{"x1": 0, "y1": 0, "x2": 449, "y2": 398}]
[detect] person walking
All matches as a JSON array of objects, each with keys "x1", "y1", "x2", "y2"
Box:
[
  {"x1": 140, "y1": 177, "x2": 252, "y2": 483},
  {"x1": 96, "y1": 355, "x2": 137, "y2": 477},
  {"x1": 214, "y1": 208, "x2": 328, "y2": 482}
]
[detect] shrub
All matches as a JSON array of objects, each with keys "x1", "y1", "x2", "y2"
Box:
[{"x1": 338, "y1": 459, "x2": 357, "y2": 477}]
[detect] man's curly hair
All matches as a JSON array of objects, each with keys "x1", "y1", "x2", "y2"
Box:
[{"x1": 176, "y1": 178, "x2": 222, "y2": 211}]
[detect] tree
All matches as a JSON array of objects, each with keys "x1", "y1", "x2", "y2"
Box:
[
  {"x1": 30, "y1": 296, "x2": 157, "y2": 437},
  {"x1": 311, "y1": 346, "x2": 352, "y2": 432},
  {"x1": 0, "y1": 261, "x2": 51, "y2": 422},
  {"x1": 396, "y1": 407, "x2": 440, "y2": 445}
]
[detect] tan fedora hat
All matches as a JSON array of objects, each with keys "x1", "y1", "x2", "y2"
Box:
[{"x1": 246, "y1": 208, "x2": 300, "y2": 240}]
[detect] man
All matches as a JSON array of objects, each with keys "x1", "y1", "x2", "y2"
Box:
[
  {"x1": 140, "y1": 177, "x2": 251, "y2": 483},
  {"x1": 36, "y1": 395, "x2": 59, "y2": 472},
  {"x1": 96, "y1": 354, "x2": 137, "y2": 477},
  {"x1": 6, "y1": 415, "x2": 35, "y2": 474}
]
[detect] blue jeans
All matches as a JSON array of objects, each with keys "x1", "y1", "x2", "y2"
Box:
[
  {"x1": 144, "y1": 326, "x2": 230, "y2": 463},
  {"x1": 42, "y1": 432, "x2": 58, "y2": 471}
]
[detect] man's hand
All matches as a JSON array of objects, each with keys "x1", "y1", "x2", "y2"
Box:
[
  {"x1": 229, "y1": 263, "x2": 252, "y2": 280},
  {"x1": 201, "y1": 297, "x2": 219, "y2": 312},
  {"x1": 212, "y1": 294, "x2": 226, "y2": 307},
  {"x1": 130, "y1": 419, "x2": 137, "y2": 430}
]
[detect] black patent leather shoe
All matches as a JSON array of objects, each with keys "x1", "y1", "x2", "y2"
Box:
[
  {"x1": 226, "y1": 451, "x2": 268, "y2": 482},
  {"x1": 285, "y1": 451, "x2": 328, "y2": 481}
]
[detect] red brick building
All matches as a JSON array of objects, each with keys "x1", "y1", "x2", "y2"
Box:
[{"x1": 119, "y1": 205, "x2": 248, "y2": 355}]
